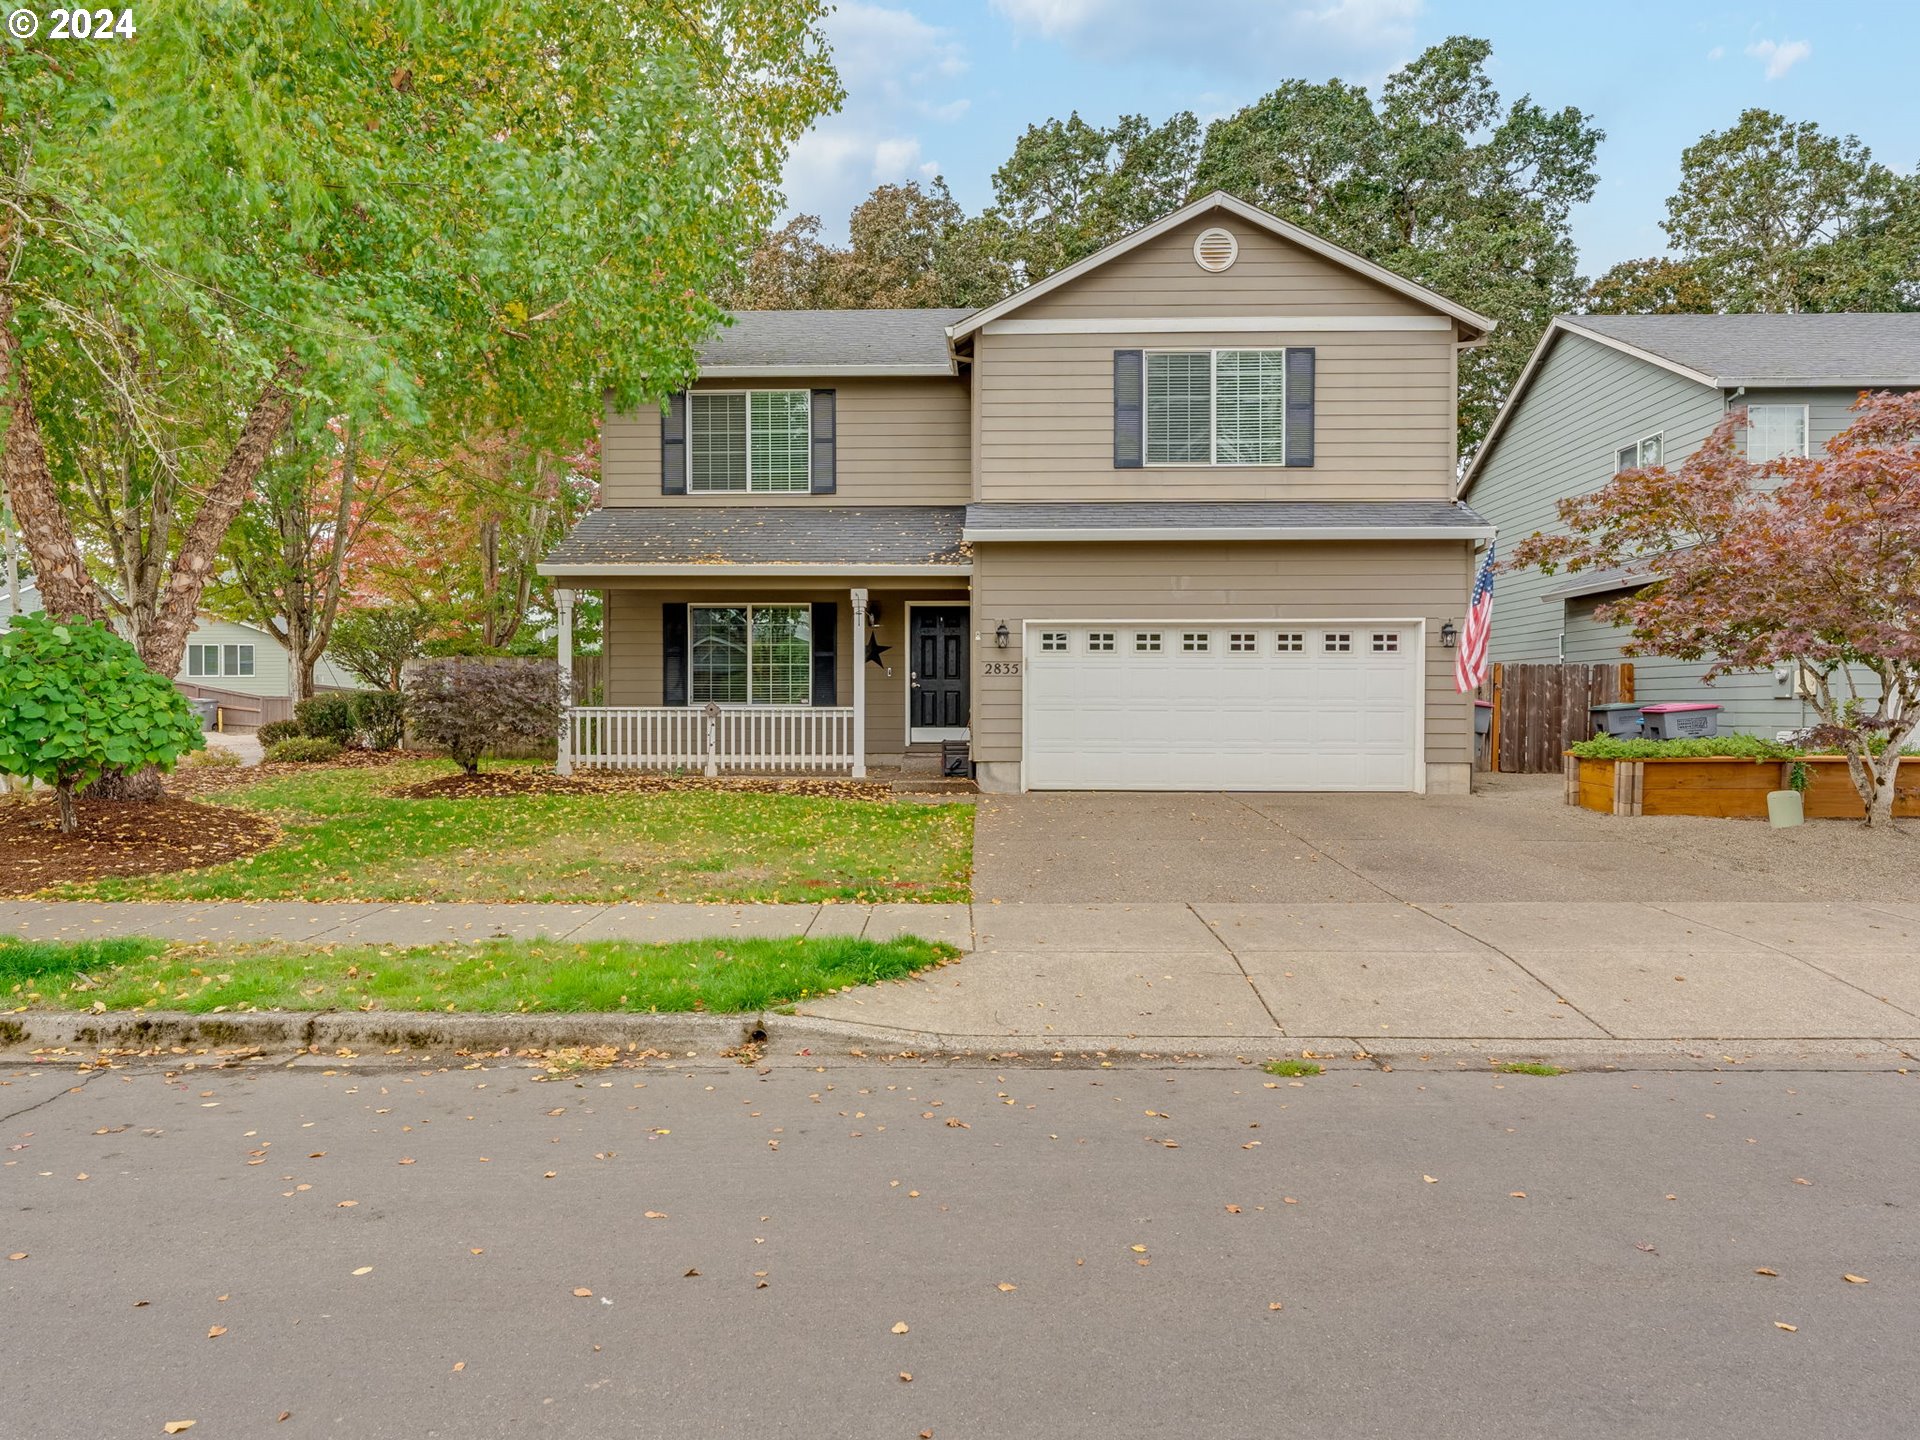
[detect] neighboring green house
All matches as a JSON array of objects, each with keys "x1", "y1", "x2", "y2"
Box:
[
  {"x1": 0, "y1": 583, "x2": 362, "y2": 702},
  {"x1": 1458, "y1": 313, "x2": 1920, "y2": 737}
]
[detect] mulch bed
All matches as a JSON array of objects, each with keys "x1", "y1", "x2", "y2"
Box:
[
  {"x1": 387, "y1": 770, "x2": 898, "y2": 802},
  {"x1": 0, "y1": 796, "x2": 277, "y2": 896}
]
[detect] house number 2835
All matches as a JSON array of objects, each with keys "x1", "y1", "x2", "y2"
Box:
[{"x1": 982, "y1": 661, "x2": 1021, "y2": 676}]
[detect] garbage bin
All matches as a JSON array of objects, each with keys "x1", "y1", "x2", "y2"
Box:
[
  {"x1": 1587, "y1": 702, "x2": 1643, "y2": 739},
  {"x1": 187, "y1": 697, "x2": 219, "y2": 731},
  {"x1": 1639, "y1": 702, "x2": 1720, "y2": 740}
]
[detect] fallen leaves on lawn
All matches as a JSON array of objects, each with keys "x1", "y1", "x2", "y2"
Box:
[{"x1": 891, "y1": 1322, "x2": 909, "y2": 1334}]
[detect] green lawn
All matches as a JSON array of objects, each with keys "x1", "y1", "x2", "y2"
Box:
[
  {"x1": 57, "y1": 762, "x2": 973, "y2": 903},
  {"x1": 3, "y1": 932, "x2": 956, "y2": 1014}
]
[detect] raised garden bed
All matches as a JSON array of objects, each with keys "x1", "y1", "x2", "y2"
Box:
[{"x1": 1566, "y1": 754, "x2": 1920, "y2": 819}]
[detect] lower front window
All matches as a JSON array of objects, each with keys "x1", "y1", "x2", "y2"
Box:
[{"x1": 690, "y1": 604, "x2": 812, "y2": 705}]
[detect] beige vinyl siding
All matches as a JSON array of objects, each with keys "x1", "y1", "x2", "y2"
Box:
[
  {"x1": 968, "y1": 540, "x2": 1475, "y2": 771},
  {"x1": 601, "y1": 377, "x2": 970, "y2": 507},
  {"x1": 974, "y1": 328, "x2": 1457, "y2": 501},
  {"x1": 1017, "y1": 214, "x2": 1433, "y2": 319},
  {"x1": 1466, "y1": 332, "x2": 1726, "y2": 666},
  {"x1": 601, "y1": 580, "x2": 966, "y2": 765}
]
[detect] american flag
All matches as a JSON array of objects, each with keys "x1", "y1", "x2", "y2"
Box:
[{"x1": 1454, "y1": 541, "x2": 1496, "y2": 694}]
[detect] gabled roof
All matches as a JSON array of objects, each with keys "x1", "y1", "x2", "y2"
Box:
[
  {"x1": 1567, "y1": 313, "x2": 1920, "y2": 388},
  {"x1": 699, "y1": 308, "x2": 970, "y2": 377},
  {"x1": 946, "y1": 191, "x2": 1496, "y2": 342},
  {"x1": 1459, "y1": 312, "x2": 1920, "y2": 501}
]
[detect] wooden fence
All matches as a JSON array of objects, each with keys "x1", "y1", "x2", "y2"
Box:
[{"x1": 1483, "y1": 661, "x2": 1635, "y2": 774}]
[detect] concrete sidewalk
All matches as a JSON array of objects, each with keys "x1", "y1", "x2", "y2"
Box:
[{"x1": 3, "y1": 898, "x2": 1917, "y2": 1058}]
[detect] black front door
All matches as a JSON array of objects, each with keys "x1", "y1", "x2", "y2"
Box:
[{"x1": 910, "y1": 607, "x2": 969, "y2": 732}]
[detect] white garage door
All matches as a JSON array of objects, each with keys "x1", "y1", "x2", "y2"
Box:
[{"x1": 1023, "y1": 622, "x2": 1420, "y2": 791}]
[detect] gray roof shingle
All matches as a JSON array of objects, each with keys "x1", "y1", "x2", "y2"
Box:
[
  {"x1": 541, "y1": 506, "x2": 968, "y2": 571},
  {"x1": 1566, "y1": 313, "x2": 1920, "y2": 387},
  {"x1": 963, "y1": 500, "x2": 1491, "y2": 535},
  {"x1": 700, "y1": 309, "x2": 971, "y2": 371}
]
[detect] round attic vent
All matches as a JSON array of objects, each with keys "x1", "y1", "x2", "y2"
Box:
[{"x1": 1193, "y1": 226, "x2": 1238, "y2": 272}]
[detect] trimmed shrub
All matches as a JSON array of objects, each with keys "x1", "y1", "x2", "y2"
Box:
[
  {"x1": 350, "y1": 690, "x2": 407, "y2": 751},
  {"x1": 405, "y1": 657, "x2": 561, "y2": 775},
  {"x1": 266, "y1": 737, "x2": 344, "y2": 764},
  {"x1": 257, "y1": 719, "x2": 304, "y2": 747},
  {"x1": 0, "y1": 614, "x2": 204, "y2": 832},
  {"x1": 1568, "y1": 734, "x2": 1798, "y2": 761},
  {"x1": 294, "y1": 694, "x2": 356, "y2": 745},
  {"x1": 184, "y1": 746, "x2": 244, "y2": 769}
]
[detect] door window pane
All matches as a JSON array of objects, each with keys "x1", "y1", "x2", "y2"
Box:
[
  {"x1": 1146, "y1": 352, "x2": 1212, "y2": 464},
  {"x1": 691, "y1": 607, "x2": 749, "y2": 702}
]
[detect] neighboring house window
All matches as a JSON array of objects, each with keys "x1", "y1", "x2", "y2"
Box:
[
  {"x1": 1615, "y1": 433, "x2": 1662, "y2": 472},
  {"x1": 688, "y1": 391, "x2": 810, "y2": 493},
  {"x1": 1746, "y1": 404, "x2": 1809, "y2": 461},
  {"x1": 689, "y1": 605, "x2": 811, "y2": 704},
  {"x1": 187, "y1": 642, "x2": 253, "y2": 678},
  {"x1": 1145, "y1": 349, "x2": 1287, "y2": 466}
]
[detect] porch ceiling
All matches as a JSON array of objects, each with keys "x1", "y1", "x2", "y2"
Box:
[{"x1": 540, "y1": 505, "x2": 969, "y2": 578}]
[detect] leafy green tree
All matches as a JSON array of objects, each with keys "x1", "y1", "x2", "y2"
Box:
[
  {"x1": 1, "y1": 0, "x2": 839, "y2": 688},
  {"x1": 0, "y1": 615, "x2": 203, "y2": 832},
  {"x1": 1195, "y1": 36, "x2": 1602, "y2": 457},
  {"x1": 1584, "y1": 257, "x2": 1717, "y2": 315},
  {"x1": 989, "y1": 112, "x2": 1201, "y2": 280},
  {"x1": 1659, "y1": 110, "x2": 1918, "y2": 313},
  {"x1": 328, "y1": 606, "x2": 435, "y2": 693}
]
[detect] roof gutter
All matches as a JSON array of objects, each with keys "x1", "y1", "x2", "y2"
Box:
[
  {"x1": 962, "y1": 525, "x2": 1496, "y2": 544},
  {"x1": 698, "y1": 363, "x2": 956, "y2": 379},
  {"x1": 537, "y1": 562, "x2": 974, "y2": 579}
]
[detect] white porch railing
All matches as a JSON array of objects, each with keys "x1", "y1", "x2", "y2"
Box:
[{"x1": 565, "y1": 704, "x2": 858, "y2": 776}]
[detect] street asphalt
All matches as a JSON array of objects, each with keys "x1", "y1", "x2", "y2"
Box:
[{"x1": 4, "y1": 1056, "x2": 1916, "y2": 1438}]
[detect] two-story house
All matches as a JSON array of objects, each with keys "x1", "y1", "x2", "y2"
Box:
[
  {"x1": 540, "y1": 192, "x2": 1495, "y2": 794},
  {"x1": 1458, "y1": 313, "x2": 1920, "y2": 735}
]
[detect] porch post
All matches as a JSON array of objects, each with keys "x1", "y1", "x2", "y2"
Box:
[
  {"x1": 850, "y1": 586, "x2": 868, "y2": 778},
  {"x1": 554, "y1": 587, "x2": 574, "y2": 777}
]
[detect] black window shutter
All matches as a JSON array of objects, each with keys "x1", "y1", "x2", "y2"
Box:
[
  {"x1": 810, "y1": 389, "x2": 836, "y2": 494},
  {"x1": 1284, "y1": 348, "x2": 1315, "y2": 467},
  {"x1": 1113, "y1": 350, "x2": 1144, "y2": 468},
  {"x1": 810, "y1": 601, "x2": 838, "y2": 706},
  {"x1": 662, "y1": 603, "x2": 689, "y2": 705},
  {"x1": 661, "y1": 392, "x2": 687, "y2": 494}
]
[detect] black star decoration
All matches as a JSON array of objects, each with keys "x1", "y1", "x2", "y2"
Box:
[{"x1": 865, "y1": 632, "x2": 892, "y2": 666}]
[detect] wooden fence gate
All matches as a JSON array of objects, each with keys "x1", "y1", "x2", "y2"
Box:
[{"x1": 1485, "y1": 662, "x2": 1634, "y2": 774}]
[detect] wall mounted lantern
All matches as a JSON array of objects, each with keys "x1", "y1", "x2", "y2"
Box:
[
  {"x1": 995, "y1": 622, "x2": 1010, "y2": 650},
  {"x1": 1440, "y1": 621, "x2": 1458, "y2": 648}
]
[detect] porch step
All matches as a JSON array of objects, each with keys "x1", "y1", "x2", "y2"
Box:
[{"x1": 897, "y1": 744, "x2": 947, "y2": 777}]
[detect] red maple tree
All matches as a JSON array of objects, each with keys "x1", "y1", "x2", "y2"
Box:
[{"x1": 1512, "y1": 391, "x2": 1920, "y2": 827}]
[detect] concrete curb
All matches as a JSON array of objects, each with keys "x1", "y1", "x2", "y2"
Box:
[{"x1": 3, "y1": 1008, "x2": 1913, "y2": 1072}]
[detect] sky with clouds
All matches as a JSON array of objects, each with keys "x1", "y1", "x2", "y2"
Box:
[{"x1": 782, "y1": 0, "x2": 1918, "y2": 276}]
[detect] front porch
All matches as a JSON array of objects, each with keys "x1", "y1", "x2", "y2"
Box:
[{"x1": 553, "y1": 581, "x2": 972, "y2": 778}]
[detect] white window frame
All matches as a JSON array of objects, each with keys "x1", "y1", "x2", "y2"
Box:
[
  {"x1": 1745, "y1": 403, "x2": 1810, "y2": 461},
  {"x1": 1144, "y1": 348, "x2": 1287, "y2": 468},
  {"x1": 188, "y1": 642, "x2": 253, "y2": 678},
  {"x1": 688, "y1": 603, "x2": 814, "y2": 707},
  {"x1": 1614, "y1": 431, "x2": 1663, "y2": 473},
  {"x1": 687, "y1": 389, "x2": 811, "y2": 495}
]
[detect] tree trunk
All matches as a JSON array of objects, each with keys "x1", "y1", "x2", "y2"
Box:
[
  {"x1": 54, "y1": 780, "x2": 78, "y2": 835},
  {"x1": 140, "y1": 351, "x2": 305, "y2": 679},
  {"x1": 87, "y1": 765, "x2": 165, "y2": 802},
  {"x1": 0, "y1": 282, "x2": 105, "y2": 624}
]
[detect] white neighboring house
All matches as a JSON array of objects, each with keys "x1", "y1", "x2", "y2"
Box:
[{"x1": 0, "y1": 582, "x2": 364, "y2": 699}]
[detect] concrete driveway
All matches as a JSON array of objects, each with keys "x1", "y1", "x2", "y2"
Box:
[{"x1": 972, "y1": 774, "x2": 1920, "y2": 904}]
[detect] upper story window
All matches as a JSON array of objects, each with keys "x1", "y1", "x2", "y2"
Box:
[
  {"x1": 690, "y1": 391, "x2": 810, "y2": 493},
  {"x1": 1146, "y1": 349, "x2": 1288, "y2": 466},
  {"x1": 1746, "y1": 404, "x2": 1809, "y2": 461},
  {"x1": 187, "y1": 642, "x2": 254, "y2": 678},
  {"x1": 1615, "y1": 433, "x2": 1662, "y2": 473}
]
